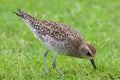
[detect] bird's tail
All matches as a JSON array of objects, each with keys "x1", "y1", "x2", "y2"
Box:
[{"x1": 13, "y1": 8, "x2": 36, "y2": 21}]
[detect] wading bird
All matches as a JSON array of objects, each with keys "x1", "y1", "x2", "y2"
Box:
[{"x1": 14, "y1": 9, "x2": 96, "y2": 77}]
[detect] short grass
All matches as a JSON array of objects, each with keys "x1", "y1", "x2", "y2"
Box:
[{"x1": 0, "y1": 0, "x2": 120, "y2": 80}]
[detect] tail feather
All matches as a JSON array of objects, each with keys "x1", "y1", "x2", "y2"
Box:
[
  {"x1": 13, "y1": 8, "x2": 25, "y2": 18},
  {"x1": 14, "y1": 8, "x2": 36, "y2": 20},
  {"x1": 14, "y1": 8, "x2": 38, "y2": 28}
]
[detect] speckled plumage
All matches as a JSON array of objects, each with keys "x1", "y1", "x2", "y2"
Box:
[{"x1": 14, "y1": 9, "x2": 96, "y2": 77}]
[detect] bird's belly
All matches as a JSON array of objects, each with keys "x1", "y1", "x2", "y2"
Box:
[{"x1": 36, "y1": 34, "x2": 69, "y2": 55}]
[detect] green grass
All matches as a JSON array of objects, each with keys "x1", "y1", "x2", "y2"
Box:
[{"x1": 0, "y1": 0, "x2": 120, "y2": 80}]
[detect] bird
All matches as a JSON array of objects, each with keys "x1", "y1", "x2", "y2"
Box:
[{"x1": 14, "y1": 8, "x2": 96, "y2": 77}]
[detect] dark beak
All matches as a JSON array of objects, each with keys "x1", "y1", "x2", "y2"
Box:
[{"x1": 90, "y1": 58, "x2": 96, "y2": 69}]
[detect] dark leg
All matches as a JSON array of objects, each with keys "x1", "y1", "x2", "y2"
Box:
[
  {"x1": 43, "y1": 50, "x2": 50, "y2": 74},
  {"x1": 52, "y1": 53, "x2": 64, "y2": 77}
]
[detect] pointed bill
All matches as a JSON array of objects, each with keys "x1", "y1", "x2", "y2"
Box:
[{"x1": 90, "y1": 58, "x2": 96, "y2": 69}]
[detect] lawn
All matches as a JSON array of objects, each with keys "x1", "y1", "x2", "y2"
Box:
[{"x1": 0, "y1": 0, "x2": 120, "y2": 80}]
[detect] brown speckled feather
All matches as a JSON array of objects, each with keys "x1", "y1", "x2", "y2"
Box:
[
  {"x1": 15, "y1": 9, "x2": 84, "y2": 55},
  {"x1": 15, "y1": 9, "x2": 97, "y2": 76}
]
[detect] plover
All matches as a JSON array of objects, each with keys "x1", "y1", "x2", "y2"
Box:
[{"x1": 14, "y1": 9, "x2": 96, "y2": 77}]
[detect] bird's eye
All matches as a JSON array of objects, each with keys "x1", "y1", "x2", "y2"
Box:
[{"x1": 87, "y1": 52, "x2": 91, "y2": 56}]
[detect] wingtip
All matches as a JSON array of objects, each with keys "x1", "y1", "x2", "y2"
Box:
[
  {"x1": 17, "y1": 8, "x2": 22, "y2": 12},
  {"x1": 14, "y1": 8, "x2": 34, "y2": 19},
  {"x1": 13, "y1": 11, "x2": 20, "y2": 16},
  {"x1": 14, "y1": 8, "x2": 24, "y2": 17}
]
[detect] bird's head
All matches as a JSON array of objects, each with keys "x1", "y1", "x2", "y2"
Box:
[{"x1": 78, "y1": 42, "x2": 96, "y2": 69}]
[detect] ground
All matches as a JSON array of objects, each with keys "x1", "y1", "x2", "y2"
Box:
[{"x1": 0, "y1": 0, "x2": 120, "y2": 80}]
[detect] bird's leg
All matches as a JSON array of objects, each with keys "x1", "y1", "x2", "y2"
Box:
[
  {"x1": 43, "y1": 50, "x2": 50, "y2": 74},
  {"x1": 52, "y1": 53, "x2": 64, "y2": 77}
]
